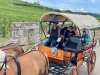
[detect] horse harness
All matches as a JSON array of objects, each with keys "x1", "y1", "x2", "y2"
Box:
[
  {"x1": 0, "y1": 50, "x2": 48, "y2": 75},
  {"x1": 19, "y1": 50, "x2": 49, "y2": 75},
  {"x1": 0, "y1": 43, "x2": 21, "y2": 51},
  {"x1": 0, "y1": 56, "x2": 7, "y2": 75},
  {"x1": 0, "y1": 55, "x2": 21, "y2": 75}
]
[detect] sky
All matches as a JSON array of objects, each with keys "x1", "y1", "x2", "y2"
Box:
[{"x1": 22, "y1": 0, "x2": 100, "y2": 13}]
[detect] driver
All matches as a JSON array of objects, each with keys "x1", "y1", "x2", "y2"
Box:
[{"x1": 44, "y1": 22, "x2": 62, "y2": 47}]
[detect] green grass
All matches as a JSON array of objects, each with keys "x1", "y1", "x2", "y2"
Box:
[
  {"x1": 0, "y1": 0, "x2": 52, "y2": 45},
  {"x1": 0, "y1": 0, "x2": 100, "y2": 45},
  {"x1": 0, "y1": 36, "x2": 10, "y2": 46}
]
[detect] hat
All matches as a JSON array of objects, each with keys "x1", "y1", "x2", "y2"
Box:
[
  {"x1": 52, "y1": 21, "x2": 58, "y2": 24},
  {"x1": 51, "y1": 16, "x2": 58, "y2": 24}
]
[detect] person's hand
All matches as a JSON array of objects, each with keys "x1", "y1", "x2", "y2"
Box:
[
  {"x1": 66, "y1": 38, "x2": 69, "y2": 40},
  {"x1": 81, "y1": 38, "x2": 84, "y2": 40},
  {"x1": 57, "y1": 38, "x2": 61, "y2": 42},
  {"x1": 80, "y1": 38, "x2": 84, "y2": 41},
  {"x1": 46, "y1": 34, "x2": 50, "y2": 38}
]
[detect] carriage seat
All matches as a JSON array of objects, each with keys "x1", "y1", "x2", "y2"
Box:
[{"x1": 64, "y1": 36, "x2": 82, "y2": 53}]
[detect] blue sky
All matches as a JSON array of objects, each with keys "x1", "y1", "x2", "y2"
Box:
[{"x1": 22, "y1": 0, "x2": 100, "y2": 13}]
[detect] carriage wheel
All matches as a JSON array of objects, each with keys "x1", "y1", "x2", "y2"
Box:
[
  {"x1": 67, "y1": 66, "x2": 79, "y2": 75},
  {"x1": 87, "y1": 51, "x2": 96, "y2": 75}
]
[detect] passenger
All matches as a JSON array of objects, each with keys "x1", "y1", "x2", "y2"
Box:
[
  {"x1": 60, "y1": 27, "x2": 68, "y2": 37},
  {"x1": 81, "y1": 28, "x2": 91, "y2": 46},
  {"x1": 64, "y1": 26, "x2": 76, "y2": 42},
  {"x1": 57, "y1": 27, "x2": 68, "y2": 48},
  {"x1": 44, "y1": 22, "x2": 61, "y2": 47},
  {"x1": 73, "y1": 26, "x2": 79, "y2": 36}
]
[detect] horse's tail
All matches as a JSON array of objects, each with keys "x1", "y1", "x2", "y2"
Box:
[{"x1": 43, "y1": 53, "x2": 49, "y2": 74}]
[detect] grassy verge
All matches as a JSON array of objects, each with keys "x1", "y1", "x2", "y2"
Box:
[{"x1": 0, "y1": 36, "x2": 10, "y2": 46}]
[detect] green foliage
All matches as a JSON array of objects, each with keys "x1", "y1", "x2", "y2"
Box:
[
  {"x1": 0, "y1": 0, "x2": 51, "y2": 37},
  {"x1": 1, "y1": 25, "x2": 6, "y2": 37},
  {"x1": 97, "y1": 18, "x2": 100, "y2": 22},
  {"x1": 0, "y1": 0, "x2": 71, "y2": 37},
  {"x1": 0, "y1": 0, "x2": 100, "y2": 37}
]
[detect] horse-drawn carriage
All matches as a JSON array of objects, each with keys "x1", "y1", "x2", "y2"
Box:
[
  {"x1": 0, "y1": 12, "x2": 100, "y2": 75},
  {"x1": 39, "y1": 12, "x2": 100, "y2": 75}
]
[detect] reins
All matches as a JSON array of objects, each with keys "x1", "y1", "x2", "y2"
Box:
[
  {"x1": 0, "y1": 44, "x2": 20, "y2": 51},
  {"x1": 0, "y1": 55, "x2": 21, "y2": 75},
  {"x1": 0, "y1": 43, "x2": 13, "y2": 48},
  {"x1": 0, "y1": 37, "x2": 46, "y2": 51}
]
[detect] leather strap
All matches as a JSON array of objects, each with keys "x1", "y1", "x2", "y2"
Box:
[{"x1": 13, "y1": 55, "x2": 21, "y2": 75}]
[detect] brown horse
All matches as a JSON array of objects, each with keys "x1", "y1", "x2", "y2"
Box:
[
  {"x1": 0, "y1": 50, "x2": 49, "y2": 75},
  {"x1": 0, "y1": 43, "x2": 24, "y2": 56}
]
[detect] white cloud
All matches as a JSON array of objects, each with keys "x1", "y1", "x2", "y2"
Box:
[
  {"x1": 74, "y1": 8, "x2": 87, "y2": 12},
  {"x1": 59, "y1": 8, "x2": 64, "y2": 11},
  {"x1": 69, "y1": 0, "x2": 82, "y2": 2},
  {"x1": 55, "y1": 2, "x2": 72, "y2": 10},
  {"x1": 69, "y1": 8, "x2": 72, "y2": 10},
  {"x1": 22, "y1": 0, "x2": 100, "y2": 13},
  {"x1": 76, "y1": 8, "x2": 84, "y2": 11},
  {"x1": 91, "y1": 0, "x2": 96, "y2": 3}
]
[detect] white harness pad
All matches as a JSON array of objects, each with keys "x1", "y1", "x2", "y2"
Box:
[{"x1": 0, "y1": 50, "x2": 10, "y2": 68}]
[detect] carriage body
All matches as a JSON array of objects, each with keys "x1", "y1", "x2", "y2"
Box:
[
  {"x1": 39, "y1": 38, "x2": 97, "y2": 75},
  {"x1": 39, "y1": 12, "x2": 100, "y2": 75}
]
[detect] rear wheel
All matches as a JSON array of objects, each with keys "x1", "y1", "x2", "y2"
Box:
[{"x1": 87, "y1": 51, "x2": 96, "y2": 75}]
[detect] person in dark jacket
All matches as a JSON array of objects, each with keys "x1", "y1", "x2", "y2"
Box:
[
  {"x1": 56, "y1": 27, "x2": 68, "y2": 49},
  {"x1": 64, "y1": 26, "x2": 76, "y2": 42},
  {"x1": 44, "y1": 22, "x2": 61, "y2": 47}
]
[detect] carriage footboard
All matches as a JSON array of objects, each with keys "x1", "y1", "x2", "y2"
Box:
[{"x1": 48, "y1": 62, "x2": 78, "y2": 75}]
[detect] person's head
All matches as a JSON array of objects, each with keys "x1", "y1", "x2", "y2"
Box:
[
  {"x1": 69, "y1": 26, "x2": 74, "y2": 32},
  {"x1": 73, "y1": 26, "x2": 78, "y2": 31},
  {"x1": 63, "y1": 27, "x2": 68, "y2": 32},
  {"x1": 52, "y1": 22, "x2": 58, "y2": 28},
  {"x1": 82, "y1": 28, "x2": 89, "y2": 35}
]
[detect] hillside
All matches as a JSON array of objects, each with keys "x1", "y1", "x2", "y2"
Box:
[
  {"x1": 73, "y1": 12, "x2": 100, "y2": 19},
  {"x1": 0, "y1": 0, "x2": 100, "y2": 38},
  {"x1": 0, "y1": 0, "x2": 52, "y2": 37}
]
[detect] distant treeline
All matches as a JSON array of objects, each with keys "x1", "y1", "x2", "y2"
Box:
[
  {"x1": 13, "y1": 1, "x2": 100, "y2": 19},
  {"x1": 13, "y1": 1, "x2": 72, "y2": 13},
  {"x1": 74, "y1": 12, "x2": 100, "y2": 19}
]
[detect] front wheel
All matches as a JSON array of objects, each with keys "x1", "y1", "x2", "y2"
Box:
[{"x1": 87, "y1": 51, "x2": 96, "y2": 75}]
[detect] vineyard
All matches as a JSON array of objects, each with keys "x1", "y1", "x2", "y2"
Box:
[
  {"x1": 0, "y1": 0, "x2": 100, "y2": 46},
  {"x1": 0, "y1": 0, "x2": 51, "y2": 46},
  {"x1": 0, "y1": 0, "x2": 51, "y2": 38}
]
